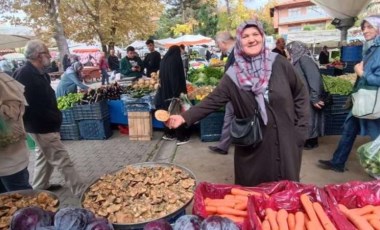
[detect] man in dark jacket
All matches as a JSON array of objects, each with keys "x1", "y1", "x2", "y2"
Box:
[
  {"x1": 143, "y1": 39, "x2": 161, "y2": 78},
  {"x1": 13, "y1": 40, "x2": 84, "y2": 197},
  {"x1": 108, "y1": 49, "x2": 119, "y2": 73},
  {"x1": 272, "y1": 38, "x2": 288, "y2": 58}
]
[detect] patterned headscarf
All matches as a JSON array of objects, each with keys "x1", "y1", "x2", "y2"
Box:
[
  {"x1": 226, "y1": 20, "x2": 275, "y2": 125},
  {"x1": 286, "y1": 41, "x2": 311, "y2": 65}
]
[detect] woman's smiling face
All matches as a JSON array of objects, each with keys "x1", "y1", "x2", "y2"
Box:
[
  {"x1": 241, "y1": 26, "x2": 264, "y2": 57},
  {"x1": 362, "y1": 21, "x2": 378, "y2": 41}
]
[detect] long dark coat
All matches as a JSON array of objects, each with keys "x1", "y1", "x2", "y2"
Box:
[
  {"x1": 182, "y1": 56, "x2": 310, "y2": 186},
  {"x1": 293, "y1": 56, "x2": 325, "y2": 138}
]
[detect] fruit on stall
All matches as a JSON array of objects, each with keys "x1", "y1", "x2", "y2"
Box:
[
  {"x1": 188, "y1": 86, "x2": 215, "y2": 101},
  {"x1": 209, "y1": 58, "x2": 225, "y2": 67},
  {"x1": 173, "y1": 215, "x2": 202, "y2": 230}
]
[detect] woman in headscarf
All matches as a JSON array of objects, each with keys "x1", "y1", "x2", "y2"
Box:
[
  {"x1": 56, "y1": 61, "x2": 89, "y2": 98},
  {"x1": 319, "y1": 15, "x2": 380, "y2": 172},
  {"x1": 167, "y1": 20, "x2": 309, "y2": 186},
  {"x1": 286, "y1": 41, "x2": 325, "y2": 150},
  {"x1": 155, "y1": 45, "x2": 190, "y2": 145},
  {"x1": 0, "y1": 72, "x2": 33, "y2": 193}
]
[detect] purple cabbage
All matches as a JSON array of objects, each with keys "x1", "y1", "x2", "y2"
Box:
[
  {"x1": 173, "y1": 215, "x2": 202, "y2": 230},
  {"x1": 10, "y1": 206, "x2": 53, "y2": 230},
  {"x1": 54, "y1": 208, "x2": 95, "y2": 230},
  {"x1": 143, "y1": 219, "x2": 173, "y2": 230},
  {"x1": 200, "y1": 216, "x2": 239, "y2": 230}
]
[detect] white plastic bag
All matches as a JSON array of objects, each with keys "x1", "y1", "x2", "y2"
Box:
[{"x1": 357, "y1": 135, "x2": 380, "y2": 178}]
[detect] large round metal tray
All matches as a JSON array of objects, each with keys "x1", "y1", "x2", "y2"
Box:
[{"x1": 80, "y1": 162, "x2": 196, "y2": 229}]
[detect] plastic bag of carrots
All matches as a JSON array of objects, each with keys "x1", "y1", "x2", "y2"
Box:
[
  {"x1": 193, "y1": 181, "x2": 307, "y2": 230},
  {"x1": 325, "y1": 181, "x2": 380, "y2": 230},
  {"x1": 247, "y1": 183, "x2": 354, "y2": 230}
]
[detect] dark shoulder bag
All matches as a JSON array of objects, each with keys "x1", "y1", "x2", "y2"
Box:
[{"x1": 230, "y1": 103, "x2": 262, "y2": 147}]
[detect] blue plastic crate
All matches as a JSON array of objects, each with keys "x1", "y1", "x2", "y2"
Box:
[
  {"x1": 107, "y1": 100, "x2": 128, "y2": 125},
  {"x1": 152, "y1": 115, "x2": 165, "y2": 129},
  {"x1": 78, "y1": 117, "x2": 113, "y2": 140},
  {"x1": 61, "y1": 108, "x2": 75, "y2": 124},
  {"x1": 60, "y1": 123, "x2": 80, "y2": 140},
  {"x1": 125, "y1": 103, "x2": 151, "y2": 112},
  {"x1": 74, "y1": 100, "x2": 109, "y2": 120},
  {"x1": 325, "y1": 113, "x2": 348, "y2": 135},
  {"x1": 200, "y1": 112, "x2": 224, "y2": 142},
  {"x1": 341, "y1": 46, "x2": 363, "y2": 62}
]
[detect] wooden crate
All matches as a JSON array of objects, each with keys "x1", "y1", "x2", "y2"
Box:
[{"x1": 127, "y1": 112, "x2": 152, "y2": 141}]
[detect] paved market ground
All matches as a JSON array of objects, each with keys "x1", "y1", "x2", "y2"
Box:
[{"x1": 27, "y1": 128, "x2": 373, "y2": 209}]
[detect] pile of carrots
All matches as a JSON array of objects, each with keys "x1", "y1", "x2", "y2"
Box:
[
  {"x1": 261, "y1": 194, "x2": 337, "y2": 230},
  {"x1": 204, "y1": 188, "x2": 268, "y2": 224},
  {"x1": 338, "y1": 204, "x2": 380, "y2": 230}
]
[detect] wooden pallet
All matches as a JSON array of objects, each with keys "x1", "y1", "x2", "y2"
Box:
[{"x1": 127, "y1": 112, "x2": 152, "y2": 141}]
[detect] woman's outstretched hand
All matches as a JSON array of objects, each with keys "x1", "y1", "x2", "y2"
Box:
[{"x1": 166, "y1": 115, "x2": 186, "y2": 129}]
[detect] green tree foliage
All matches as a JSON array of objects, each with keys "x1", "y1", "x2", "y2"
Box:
[{"x1": 194, "y1": 2, "x2": 218, "y2": 37}]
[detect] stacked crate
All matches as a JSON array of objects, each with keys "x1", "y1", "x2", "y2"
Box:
[
  {"x1": 324, "y1": 95, "x2": 350, "y2": 135},
  {"x1": 200, "y1": 112, "x2": 225, "y2": 142},
  {"x1": 60, "y1": 108, "x2": 81, "y2": 140},
  {"x1": 73, "y1": 100, "x2": 112, "y2": 140}
]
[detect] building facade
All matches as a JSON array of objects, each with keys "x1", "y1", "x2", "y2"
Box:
[{"x1": 270, "y1": 0, "x2": 333, "y2": 35}]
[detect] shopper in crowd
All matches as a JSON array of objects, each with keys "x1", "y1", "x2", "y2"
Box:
[
  {"x1": 0, "y1": 72, "x2": 32, "y2": 193},
  {"x1": 13, "y1": 40, "x2": 85, "y2": 197},
  {"x1": 155, "y1": 45, "x2": 190, "y2": 145},
  {"x1": 319, "y1": 46, "x2": 330, "y2": 65},
  {"x1": 48, "y1": 60, "x2": 59, "y2": 73},
  {"x1": 272, "y1": 37, "x2": 288, "y2": 58},
  {"x1": 120, "y1": 46, "x2": 143, "y2": 79},
  {"x1": 56, "y1": 61, "x2": 89, "y2": 98},
  {"x1": 98, "y1": 52, "x2": 110, "y2": 85},
  {"x1": 208, "y1": 31, "x2": 235, "y2": 155},
  {"x1": 62, "y1": 54, "x2": 71, "y2": 71},
  {"x1": 287, "y1": 41, "x2": 325, "y2": 150},
  {"x1": 0, "y1": 58, "x2": 13, "y2": 76},
  {"x1": 143, "y1": 39, "x2": 161, "y2": 78},
  {"x1": 319, "y1": 16, "x2": 380, "y2": 172},
  {"x1": 167, "y1": 20, "x2": 309, "y2": 186},
  {"x1": 179, "y1": 44, "x2": 189, "y2": 78},
  {"x1": 108, "y1": 49, "x2": 120, "y2": 74}
]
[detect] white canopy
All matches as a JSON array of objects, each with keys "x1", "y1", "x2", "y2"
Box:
[
  {"x1": 0, "y1": 24, "x2": 35, "y2": 49},
  {"x1": 162, "y1": 34, "x2": 213, "y2": 48},
  {"x1": 311, "y1": 0, "x2": 371, "y2": 19}
]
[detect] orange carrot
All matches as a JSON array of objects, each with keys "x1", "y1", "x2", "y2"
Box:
[
  {"x1": 277, "y1": 209, "x2": 289, "y2": 230},
  {"x1": 266, "y1": 208, "x2": 279, "y2": 230},
  {"x1": 231, "y1": 188, "x2": 269, "y2": 198},
  {"x1": 294, "y1": 212, "x2": 305, "y2": 230},
  {"x1": 362, "y1": 214, "x2": 379, "y2": 221},
  {"x1": 205, "y1": 199, "x2": 236, "y2": 208},
  {"x1": 300, "y1": 194, "x2": 323, "y2": 230},
  {"x1": 216, "y1": 206, "x2": 247, "y2": 217},
  {"x1": 262, "y1": 219, "x2": 271, "y2": 230},
  {"x1": 306, "y1": 220, "x2": 319, "y2": 230},
  {"x1": 217, "y1": 214, "x2": 245, "y2": 223},
  {"x1": 351, "y1": 205, "x2": 375, "y2": 216},
  {"x1": 312, "y1": 202, "x2": 337, "y2": 230},
  {"x1": 234, "y1": 194, "x2": 249, "y2": 203},
  {"x1": 369, "y1": 219, "x2": 380, "y2": 230},
  {"x1": 205, "y1": 206, "x2": 217, "y2": 213},
  {"x1": 288, "y1": 213, "x2": 296, "y2": 230},
  {"x1": 224, "y1": 194, "x2": 236, "y2": 200},
  {"x1": 234, "y1": 202, "x2": 248, "y2": 210},
  {"x1": 338, "y1": 204, "x2": 374, "y2": 230}
]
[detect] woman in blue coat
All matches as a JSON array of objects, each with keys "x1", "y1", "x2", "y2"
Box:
[
  {"x1": 319, "y1": 15, "x2": 380, "y2": 172},
  {"x1": 56, "y1": 62, "x2": 89, "y2": 98}
]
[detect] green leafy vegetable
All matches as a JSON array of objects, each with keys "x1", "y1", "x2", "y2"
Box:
[{"x1": 322, "y1": 75, "x2": 353, "y2": 95}]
